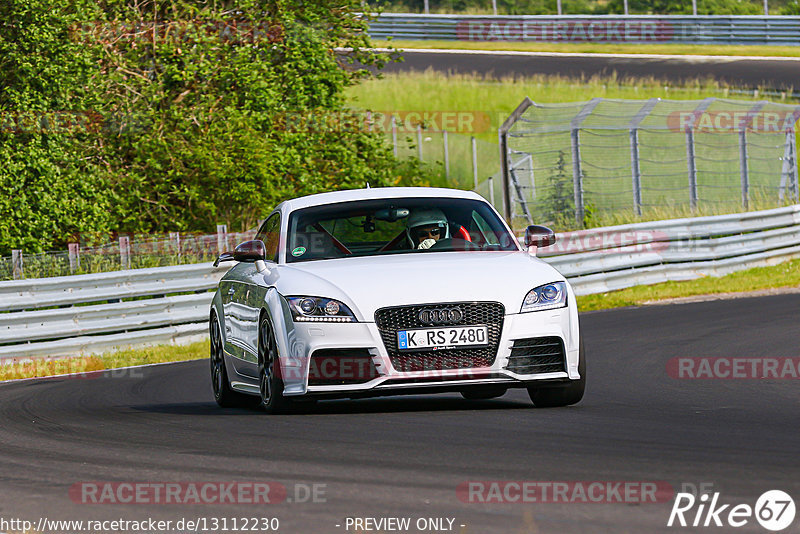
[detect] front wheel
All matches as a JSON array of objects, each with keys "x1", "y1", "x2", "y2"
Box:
[
  {"x1": 258, "y1": 314, "x2": 295, "y2": 414},
  {"x1": 210, "y1": 314, "x2": 254, "y2": 408},
  {"x1": 528, "y1": 338, "x2": 586, "y2": 408}
]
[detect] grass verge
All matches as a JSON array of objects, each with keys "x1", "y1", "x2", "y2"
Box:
[
  {"x1": 0, "y1": 341, "x2": 207, "y2": 382},
  {"x1": 576, "y1": 258, "x2": 800, "y2": 311},
  {"x1": 375, "y1": 39, "x2": 800, "y2": 58}
]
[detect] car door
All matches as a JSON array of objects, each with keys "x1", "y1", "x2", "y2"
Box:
[{"x1": 225, "y1": 213, "x2": 281, "y2": 378}]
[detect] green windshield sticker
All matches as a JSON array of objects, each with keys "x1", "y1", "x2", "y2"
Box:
[{"x1": 291, "y1": 246, "x2": 306, "y2": 257}]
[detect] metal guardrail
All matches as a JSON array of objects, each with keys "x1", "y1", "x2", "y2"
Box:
[
  {"x1": 0, "y1": 263, "x2": 231, "y2": 362},
  {"x1": 539, "y1": 204, "x2": 800, "y2": 294},
  {"x1": 368, "y1": 14, "x2": 800, "y2": 45},
  {"x1": 0, "y1": 204, "x2": 798, "y2": 361}
]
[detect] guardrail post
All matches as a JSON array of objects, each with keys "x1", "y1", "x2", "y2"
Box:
[
  {"x1": 119, "y1": 236, "x2": 131, "y2": 270},
  {"x1": 472, "y1": 136, "x2": 478, "y2": 189},
  {"x1": 68, "y1": 243, "x2": 80, "y2": 274},
  {"x1": 739, "y1": 129, "x2": 750, "y2": 210},
  {"x1": 443, "y1": 129, "x2": 450, "y2": 181},
  {"x1": 12, "y1": 250, "x2": 23, "y2": 280},
  {"x1": 216, "y1": 224, "x2": 229, "y2": 254}
]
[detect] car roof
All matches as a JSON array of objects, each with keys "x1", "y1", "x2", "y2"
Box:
[{"x1": 277, "y1": 187, "x2": 487, "y2": 213}]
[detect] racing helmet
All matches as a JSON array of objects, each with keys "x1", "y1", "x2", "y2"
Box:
[{"x1": 406, "y1": 208, "x2": 450, "y2": 247}]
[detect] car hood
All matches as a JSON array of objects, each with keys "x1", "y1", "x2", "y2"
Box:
[{"x1": 274, "y1": 251, "x2": 566, "y2": 321}]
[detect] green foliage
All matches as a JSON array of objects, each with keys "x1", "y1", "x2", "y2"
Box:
[{"x1": 0, "y1": 0, "x2": 429, "y2": 254}]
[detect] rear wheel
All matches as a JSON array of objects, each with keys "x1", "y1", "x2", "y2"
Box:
[
  {"x1": 258, "y1": 313, "x2": 295, "y2": 414},
  {"x1": 210, "y1": 315, "x2": 254, "y2": 408},
  {"x1": 528, "y1": 338, "x2": 586, "y2": 408},
  {"x1": 460, "y1": 387, "x2": 507, "y2": 400}
]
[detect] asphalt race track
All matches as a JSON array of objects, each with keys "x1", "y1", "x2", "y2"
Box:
[
  {"x1": 1, "y1": 293, "x2": 799, "y2": 533},
  {"x1": 384, "y1": 49, "x2": 800, "y2": 91}
]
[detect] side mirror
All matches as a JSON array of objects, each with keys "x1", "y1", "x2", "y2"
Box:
[
  {"x1": 233, "y1": 240, "x2": 267, "y2": 262},
  {"x1": 524, "y1": 225, "x2": 556, "y2": 248}
]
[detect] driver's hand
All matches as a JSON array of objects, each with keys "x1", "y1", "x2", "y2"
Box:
[{"x1": 417, "y1": 238, "x2": 436, "y2": 250}]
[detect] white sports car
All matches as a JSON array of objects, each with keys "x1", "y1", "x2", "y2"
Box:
[{"x1": 210, "y1": 187, "x2": 584, "y2": 413}]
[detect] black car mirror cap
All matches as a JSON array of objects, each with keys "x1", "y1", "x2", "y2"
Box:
[
  {"x1": 524, "y1": 225, "x2": 556, "y2": 248},
  {"x1": 233, "y1": 240, "x2": 267, "y2": 263}
]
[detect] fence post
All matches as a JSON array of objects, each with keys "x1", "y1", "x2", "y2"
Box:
[
  {"x1": 119, "y1": 236, "x2": 131, "y2": 270},
  {"x1": 443, "y1": 129, "x2": 450, "y2": 181},
  {"x1": 216, "y1": 224, "x2": 229, "y2": 254},
  {"x1": 686, "y1": 128, "x2": 698, "y2": 212},
  {"x1": 472, "y1": 136, "x2": 478, "y2": 189},
  {"x1": 391, "y1": 116, "x2": 398, "y2": 158},
  {"x1": 12, "y1": 250, "x2": 23, "y2": 280},
  {"x1": 488, "y1": 176, "x2": 495, "y2": 207},
  {"x1": 738, "y1": 129, "x2": 750, "y2": 210},
  {"x1": 170, "y1": 231, "x2": 181, "y2": 262},
  {"x1": 792, "y1": 130, "x2": 799, "y2": 202},
  {"x1": 68, "y1": 243, "x2": 80, "y2": 274},
  {"x1": 568, "y1": 98, "x2": 602, "y2": 226},
  {"x1": 570, "y1": 128, "x2": 585, "y2": 225},
  {"x1": 498, "y1": 97, "x2": 534, "y2": 222},
  {"x1": 417, "y1": 124, "x2": 423, "y2": 161},
  {"x1": 684, "y1": 98, "x2": 715, "y2": 213},
  {"x1": 737, "y1": 102, "x2": 768, "y2": 210},
  {"x1": 629, "y1": 129, "x2": 643, "y2": 216},
  {"x1": 628, "y1": 98, "x2": 657, "y2": 217}
]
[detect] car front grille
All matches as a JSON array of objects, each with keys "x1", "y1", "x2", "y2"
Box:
[
  {"x1": 374, "y1": 302, "x2": 505, "y2": 372},
  {"x1": 505, "y1": 336, "x2": 566, "y2": 375}
]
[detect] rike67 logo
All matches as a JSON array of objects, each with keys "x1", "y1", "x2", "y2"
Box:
[{"x1": 668, "y1": 490, "x2": 796, "y2": 531}]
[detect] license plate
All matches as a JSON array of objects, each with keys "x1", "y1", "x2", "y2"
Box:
[{"x1": 397, "y1": 325, "x2": 489, "y2": 351}]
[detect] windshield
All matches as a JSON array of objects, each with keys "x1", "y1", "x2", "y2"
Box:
[{"x1": 285, "y1": 197, "x2": 518, "y2": 263}]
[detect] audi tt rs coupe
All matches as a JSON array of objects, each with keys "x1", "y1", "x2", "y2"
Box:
[{"x1": 209, "y1": 187, "x2": 585, "y2": 413}]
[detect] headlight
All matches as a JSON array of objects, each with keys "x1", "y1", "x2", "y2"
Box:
[
  {"x1": 286, "y1": 296, "x2": 356, "y2": 322},
  {"x1": 521, "y1": 282, "x2": 568, "y2": 312}
]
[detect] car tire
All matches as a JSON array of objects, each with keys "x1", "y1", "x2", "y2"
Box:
[
  {"x1": 528, "y1": 338, "x2": 586, "y2": 408},
  {"x1": 258, "y1": 313, "x2": 295, "y2": 415},
  {"x1": 210, "y1": 314, "x2": 255, "y2": 408},
  {"x1": 460, "y1": 387, "x2": 507, "y2": 400}
]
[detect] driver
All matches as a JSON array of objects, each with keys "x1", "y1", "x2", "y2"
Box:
[{"x1": 406, "y1": 208, "x2": 449, "y2": 250}]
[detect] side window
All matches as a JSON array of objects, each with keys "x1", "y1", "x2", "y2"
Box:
[
  {"x1": 256, "y1": 213, "x2": 281, "y2": 262},
  {"x1": 470, "y1": 211, "x2": 499, "y2": 245}
]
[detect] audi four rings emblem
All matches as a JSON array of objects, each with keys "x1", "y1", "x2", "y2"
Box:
[{"x1": 418, "y1": 307, "x2": 464, "y2": 325}]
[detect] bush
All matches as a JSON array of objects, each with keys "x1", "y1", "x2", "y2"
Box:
[{"x1": 0, "y1": 0, "x2": 430, "y2": 254}]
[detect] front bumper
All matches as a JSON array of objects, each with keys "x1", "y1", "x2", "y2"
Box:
[{"x1": 280, "y1": 306, "x2": 580, "y2": 397}]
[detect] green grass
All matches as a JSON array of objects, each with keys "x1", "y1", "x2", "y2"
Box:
[
  {"x1": 576, "y1": 258, "x2": 800, "y2": 311},
  {"x1": 0, "y1": 341, "x2": 207, "y2": 381},
  {"x1": 375, "y1": 39, "x2": 800, "y2": 58}
]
